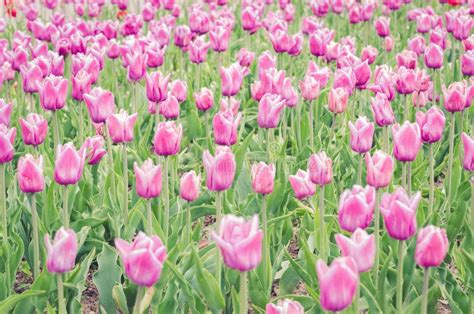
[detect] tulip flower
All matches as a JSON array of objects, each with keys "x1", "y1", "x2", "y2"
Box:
[
  {"x1": 442, "y1": 82, "x2": 468, "y2": 113},
  {"x1": 299, "y1": 75, "x2": 321, "y2": 101},
  {"x1": 265, "y1": 299, "x2": 304, "y2": 314},
  {"x1": 83, "y1": 87, "x2": 116, "y2": 124},
  {"x1": 365, "y1": 150, "x2": 394, "y2": 189},
  {"x1": 308, "y1": 152, "x2": 333, "y2": 186},
  {"x1": 180, "y1": 171, "x2": 200, "y2": 243},
  {"x1": 127, "y1": 53, "x2": 147, "y2": 82},
  {"x1": 424, "y1": 44, "x2": 444, "y2": 69},
  {"x1": 316, "y1": 257, "x2": 359, "y2": 312},
  {"x1": 0, "y1": 125, "x2": 16, "y2": 164},
  {"x1": 189, "y1": 37, "x2": 211, "y2": 64},
  {"x1": 213, "y1": 109, "x2": 242, "y2": 146},
  {"x1": 145, "y1": 71, "x2": 170, "y2": 103},
  {"x1": 289, "y1": 170, "x2": 316, "y2": 200},
  {"x1": 17, "y1": 154, "x2": 45, "y2": 194},
  {"x1": 194, "y1": 88, "x2": 214, "y2": 112},
  {"x1": 209, "y1": 25, "x2": 231, "y2": 53},
  {"x1": 19, "y1": 113, "x2": 48, "y2": 147},
  {"x1": 236, "y1": 48, "x2": 255, "y2": 67},
  {"x1": 153, "y1": 121, "x2": 182, "y2": 156},
  {"x1": 461, "y1": 51, "x2": 474, "y2": 76},
  {"x1": 115, "y1": 232, "x2": 167, "y2": 287},
  {"x1": 335, "y1": 228, "x2": 376, "y2": 272},
  {"x1": 71, "y1": 70, "x2": 92, "y2": 102},
  {"x1": 203, "y1": 146, "x2": 236, "y2": 192},
  {"x1": 415, "y1": 107, "x2": 445, "y2": 144},
  {"x1": 159, "y1": 95, "x2": 180, "y2": 120},
  {"x1": 349, "y1": 117, "x2": 374, "y2": 154},
  {"x1": 338, "y1": 185, "x2": 375, "y2": 232},
  {"x1": 392, "y1": 121, "x2": 422, "y2": 162},
  {"x1": 20, "y1": 63, "x2": 42, "y2": 94},
  {"x1": 251, "y1": 162, "x2": 276, "y2": 195},
  {"x1": 462, "y1": 132, "x2": 474, "y2": 171},
  {"x1": 170, "y1": 80, "x2": 187, "y2": 103},
  {"x1": 221, "y1": 63, "x2": 246, "y2": 97},
  {"x1": 134, "y1": 159, "x2": 163, "y2": 200},
  {"x1": 0, "y1": 99, "x2": 12, "y2": 127},
  {"x1": 257, "y1": 94, "x2": 286, "y2": 129},
  {"x1": 38, "y1": 75, "x2": 68, "y2": 111},
  {"x1": 81, "y1": 136, "x2": 106, "y2": 166},
  {"x1": 54, "y1": 142, "x2": 86, "y2": 187},
  {"x1": 106, "y1": 110, "x2": 138, "y2": 144},
  {"x1": 374, "y1": 16, "x2": 390, "y2": 37},
  {"x1": 328, "y1": 87, "x2": 349, "y2": 114}
]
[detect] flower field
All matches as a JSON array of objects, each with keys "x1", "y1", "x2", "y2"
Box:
[{"x1": 0, "y1": 0, "x2": 473, "y2": 313}]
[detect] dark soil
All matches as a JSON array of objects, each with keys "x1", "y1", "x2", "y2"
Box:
[
  {"x1": 13, "y1": 268, "x2": 33, "y2": 294},
  {"x1": 81, "y1": 268, "x2": 99, "y2": 314}
]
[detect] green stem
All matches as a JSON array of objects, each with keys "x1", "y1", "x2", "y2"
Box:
[
  {"x1": 407, "y1": 162, "x2": 412, "y2": 195},
  {"x1": 429, "y1": 145, "x2": 435, "y2": 217},
  {"x1": 309, "y1": 100, "x2": 314, "y2": 151},
  {"x1": 78, "y1": 101, "x2": 84, "y2": 144},
  {"x1": 62, "y1": 185, "x2": 69, "y2": 228},
  {"x1": 52, "y1": 110, "x2": 60, "y2": 150},
  {"x1": 146, "y1": 199, "x2": 152, "y2": 234},
  {"x1": 132, "y1": 286, "x2": 145, "y2": 314},
  {"x1": 163, "y1": 157, "x2": 170, "y2": 242},
  {"x1": 215, "y1": 192, "x2": 222, "y2": 286},
  {"x1": 402, "y1": 162, "x2": 407, "y2": 189},
  {"x1": 396, "y1": 240, "x2": 405, "y2": 313},
  {"x1": 404, "y1": 94, "x2": 409, "y2": 121},
  {"x1": 204, "y1": 111, "x2": 210, "y2": 144},
  {"x1": 373, "y1": 189, "x2": 381, "y2": 287},
  {"x1": 319, "y1": 185, "x2": 326, "y2": 263},
  {"x1": 357, "y1": 153, "x2": 363, "y2": 185},
  {"x1": 262, "y1": 195, "x2": 270, "y2": 292},
  {"x1": 471, "y1": 181, "x2": 474, "y2": 233},
  {"x1": 105, "y1": 126, "x2": 116, "y2": 196},
  {"x1": 122, "y1": 144, "x2": 128, "y2": 225},
  {"x1": 355, "y1": 282, "x2": 360, "y2": 314},
  {"x1": 29, "y1": 194, "x2": 40, "y2": 278},
  {"x1": 421, "y1": 267, "x2": 430, "y2": 314},
  {"x1": 239, "y1": 271, "x2": 248, "y2": 314},
  {"x1": 383, "y1": 126, "x2": 389, "y2": 152},
  {"x1": 185, "y1": 202, "x2": 191, "y2": 244},
  {"x1": 447, "y1": 113, "x2": 455, "y2": 203},
  {"x1": 57, "y1": 274, "x2": 66, "y2": 314},
  {"x1": 0, "y1": 164, "x2": 6, "y2": 239}
]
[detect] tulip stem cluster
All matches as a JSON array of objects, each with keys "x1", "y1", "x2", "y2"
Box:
[
  {"x1": 396, "y1": 240, "x2": 405, "y2": 313},
  {"x1": 0, "y1": 164, "x2": 6, "y2": 239},
  {"x1": 421, "y1": 267, "x2": 430, "y2": 314},
  {"x1": 28, "y1": 194, "x2": 40, "y2": 278}
]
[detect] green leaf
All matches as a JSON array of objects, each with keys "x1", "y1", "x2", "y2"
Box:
[
  {"x1": 93, "y1": 244, "x2": 123, "y2": 313},
  {"x1": 192, "y1": 249, "x2": 225, "y2": 311},
  {"x1": 112, "y1": 284, "x2": 129, "y2": 314},
  {"x1": 0, "y1": 290, "x2": 45, "y2": 312}
]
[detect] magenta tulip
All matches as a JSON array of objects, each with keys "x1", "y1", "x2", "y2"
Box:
[
  {"x1": 392, "y1": 121, "x2": 422, "y2": 162},
  {"x1": 106, "y1": 110, "x2": 138, "y2": 144},
  {"x1": 308, "y1": 152, "x2": 333, "y2": 186},
  {"x1": 180, "y1": 171, "x2": 200, "y2": 202},
  {"x1": 38, "y1": 75, "x2": 68, "y2": 111},
  {"x1": 289, "y1": 170, "x2": 316, "y2": 200},
  {"x1": 374, "y1": 16, "x2": 390, "y2": 37},
  {"x1": 0, "y1": 125, "x2": 15, "y2": 164},
  {"x1": 194, "y1": 88, "x2": 214, "y2": 112},
  {"x1": 54, "y1": 142, "x2": 86, "y2": 186},
  {"x1": 424, "y1": 44, "x2": 443, "y2": 69},
  {"x1": 19, "y1": 113, "x2": 48, "y2": 147},
  {"x1": 44, "y1": 227, "x2": 78, "y2": 273},
  {"x1": 71, "y1": 70, "x2": 92, "y2": 102},
  {"x1": 415, "y1": 225, "x2": 449, "y2": 268},
  {"x1": 251, "y1": 162, "x2": 276, "y2": 195},
  {"x1": 265, "y1": 299, "x2": 304, "y2": 314},
  {"x1": 338, "y1": 185, "x2": 375, "y2": 232},
  {"x1": 349, "y1": 117, "x2": 374, "y2": 154},
  {"x1": 0, "y1": 99, "x2": 12, "y2": 127},
  {"x1": 153, "y1": 121, "x2": 182, "y2": 156},
  {"x1": 335, "y1": 228, "x2": 376, "y2": 272},
  {"x1": 365, "y1": 150, "x2": 394, "y2": 189},
  {"x1": 370, "y1": 93, "x2": 395, "y2": 127},
  {"x1": 203, "y1": 146, "x2": 236, "y2": 191},
  {"x1": 462, "y1": 132, "x2": 474, "y2": 171},
  {"x1": 17, "y1": 154, "x2": 45, "y2": 193},
  {"x1": 134, "y1": 159, "x2": 163, "y2": 199},
  {"x1": 328, "y1": 87, "x2": 349, "y2": 114},
  {"x1": 442, "y1": 82, "x2": 468, "y2": 113},
  {"x1": 145, "y1": 71, "x2": 170, "y2": 103},
  {"x1": 415, "y1": 107, "x2": 446, "y2": 144},
  {"x1": 257, "y1": 94, "x2": 286, "y2": 129},
  {"x1": 213, "y1": 110, "x2": 241, "y2": 146},
  {"x1": 83, "y1": 87, "x2": 116, "y2": 124},
  {"x1": 221, "y1": 63, "x2": 246, "y2": 97},
  {"x1": 81, "y1": 136, "x2": 106, "y2": 165}
]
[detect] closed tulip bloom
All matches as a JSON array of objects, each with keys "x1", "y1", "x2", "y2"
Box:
[
  {"x1": 134, "y1": 159, "x2": 162, "y2": 199},
  {"x1": 251, "y1": 162, "x2": 276, "y2": 195},
  {"x1": 19, "y1": 113, "x2": 48, "y2": 147},
  {"x1": 211, "y1": 214, "x2": 263, "y2": 272},
  {"x1": 236, "y1": 48, "x2": 255, "y2": 67},
  {"x1": 338, "y1": 185, "x2": 375, "y2": 232},
  {"x1": 335, "y1": 228, "x2": 375, "y2": 272},
  {"x1": 20, "y1": 63, "x2": 42, "y2": 93},
  {"x1": 461, "y1": 51, "x2": 474, "y2": 76},
  {"x1": 83, "y1": 87, "x2": 116, "y2": 124},
  {"x1": 442, "y1": 82, "x2": 468, "y2": 112},
  {"x1": 203, "y1": 146, "x2": 236, "y2": 191},
  {"x1": 415, "y1": 107, "x2": 446, "y2": 143},
  {"x1": 424, "y1": 44, "x2": 443, "y2": 69},
  {"x1": 408, "y1": 35, "x2": 426, "y2": 56},
  {"x1": 194, "y1": 88, "x2": 214, "y2": 112},
  {"x1": 365, "y1": 150, "x2": 394, "y2": 188},
  {"x1": 328, "y1": 87, "x2": 349, "y2": 114},
  {"x1": 462, "y1": 132, "x2": 474, "y2": 171},
  {"x1": 396, "y1": 50, "x2": 418, "y2": 70},
  {"x1": 81, "y1": 136, "x2": 106, "y2": 165},
  {"x1": 209, "y1": 25, "x2": 231, "y2": 53},
  {"x1": 392, "y1": 121, "x2": 422, "y2": 162},
  {"x1": 180, "y1": 171, "x2": 200, "y2": 202},
  {"x1": 115, "y1": 232, "x2": 167, "y2": 287},
  {"x1": 106, "y1": 110, "x2": 138, "y2": 144},
  {"x1": 221, "y1": 63, "x2": 246, "y2": 97},
  {"x1": 289, "y1": 170, "x2": 316, "y2": 200},
  {"x1": 452, "y1": 15, "x2": 472, "y2": 41},
  {"x1": 361, "y1": 46, "x2": 378, "y2": 65},
  {"x1": 258, "y1": 51, "x2": 277, "y2": 78},
  {"x1": 258, "y1": 94, "x2": 286, "y2": 129},
  {"x1": 153, "y1": 121, "x2": 182, "y2": 156},
  {"x1": 370, "y1": 93, "x2": 395, "y2": 127},
  {"x1": 54, "y1": 143, "x2": 86, "y2": 186},
  {"x1": 159, "y1": 95, "x2": 180, "y2": 120},
  {"x1": 385, "y1": 36, "x2": 394, "y2": 52},
  {"x1": 374, "y1": 16, "x2": 390, "y2": 37},
  {"x1": 308, "y1": 152, "x2": 333, "y2": 186},
  {"x1": 17, "y1": 154, "x2": 45, "y2": 193},
  {"x1": 0, "y1": 100, "x2": 12, "y2": 127},
  {"x1": 71, "y1": 70, "x2": 92, "y2": 101},
  {"x1": 395, "y1": 67, "x2": 416, "y2": 95},
  {"x1": 349, "y1": 117, "x2": 374, "y2": 154},
  {"x1": 44, "y1": 227, "x2": 78, "y2": 273},
  {"x1": 316, "y1": 257, "x2": 359, "y2": 312},
  {"x1": 213, "y1": 109, "x2": 241, "y2": 146},
  {"x1": 380, "y1": 188, "x2": 420, "y2": 240},
  {"x1": 145, "y1": 71, "x2": 170, "y2": 103},
  {"x1": 0, "y1": 125, "x2": 16, "y2": 164},
  {"x1": 265, "y1": 299, "x2": 304, "y2": 314},
  {"x1": 170, "y1": 80, "x2": 187, "y2": 103},
  {"x1": 127, "y1": 53, "x2": 147, "y2": 82},
  {"x1": 38, "y1": 75, "x2": 68, "y2": 111},
  {"x1": 189, "y1": 37, "x2": 211, "y2": 64},
  {"x1": 299, "y1": 75, "x2": 321, "y2": 101},
  {"x1": 174, "y1": 25, "x2": 192, "y2": 49},
  {"x1": 415, "y1": 225, "x2": 449, "y2": 268}
]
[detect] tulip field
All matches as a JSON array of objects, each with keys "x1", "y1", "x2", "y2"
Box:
[{"x1": 1, "y1": 0, "x2": 474, "y2": 313}]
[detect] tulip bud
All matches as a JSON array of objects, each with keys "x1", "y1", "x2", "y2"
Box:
[
  {"x1": 19, "y1": 113, "x2": 48, "y2": 147},
  {"x1": 153, "y1": 121, "x2": 182, "y2": 156},
  {"x1": 54, "y1": 142, "x2": 86, "y2": 186},
  {"x1": 328, "y1": 87, "x2": 349, "y2": 114},
  {"x1": 159, "y1": 95, "x2": 180, "y2": 120},
  {"x1": 257, "y1": 94, "x2": 286, "y2": 129},
  {"x1": 392, "y1": 121, "x2": 422, "y2": 162},
  {"x1": 45, "y1": 227, "x2": 78, "y2": 273},
  {"x1": 415, "y1": 225, "x2": 449, "y2": 268},
  {"x1": 170, "y1": 80, "x2": 187, "y2": 103},
  {"x1": 211, "y1": 214, "x2": 263, "y2": 272},
  {"x1": 213, "y1": 110, "x2": 241, "y2": 146},
  {"x1": 83, "y1": 87, "x2": 116, "y2": 124},
  {"x1": 106, "y1": 110, "x2": 138, "y2": 144},
  {"x1": 180, "y1": 171, "x2": 200, "y2": 202},
  {"x1": 335, "y1": 228, "x2": 375, "y2": 272},
  {"x1": 203, "y1": 146, "x2": 236, "y2": 191},
  {"x1": 251, "y1": 162, "x2": 275, "y2": 195},
  {"x1": 0, "y1": 125, "x2": 16, "y2": 164},
  {"x1": 365, "y1": 150, "x2": 394, "y2": 189},
  {"x1": 424, "y1": 44, "x2": 443, "y2": 69},
  {"x1": 115, "y1": 232, "x2": 167, "y2": 287},
  {"x1": 308, "y1": 152, "x2": 333, "y2": 186},
  {"x1": 289, "y1": 170, "x2": 316, "y2": 200},
  {"x1": 145, "y1": 71, "x2": 170, "y2": 103},
  {"x1": 415, "y1": 107, "x2": 445, "y2": 144},
  {"x1": 338, "y1": 185, "x2": 375, "y2": 232},
  {"x1": 348, "y1": 117, "x2": 374, "y2": 154},
  {"x1": 194, "y1": 88, "x2": 214, "y2": 112},
  {"x1": 17, "y1": 154, "x2": 45, "y2": 193},
  {"x1": 38, "y1": 75, "x2": 68, "y2": 111},
  {"x1": 134, "y1": 159, "x2": 163, "y2": 199}
]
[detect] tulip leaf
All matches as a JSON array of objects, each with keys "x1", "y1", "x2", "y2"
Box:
[
  {"x1": 192, "y1": 249, "x2": 225, "y2": 311},
  {"x1": 112, "y1": 284, "x2": 129, "y2": 314},
  {"x1": 0, "y1": 290, "x2": 46, "y2": 313},
  {"x1": 93, "y1": 244, "x2": 123, "y2": 313}
]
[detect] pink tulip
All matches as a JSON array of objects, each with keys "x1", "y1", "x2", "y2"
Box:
[
  {"x1": 71, "y1": 70, "x2": 92, "y2": 102},
  {"x1": 106, "y1": 110, "x2": 138, "y2": 144},
  {"x1": 180, "y1": 171, "x2": 200, "y2": 202},
  {"x1": 45, "y1": 227, "x2": 78, "y2": 273},
  {"x1": 241, "y1": 6, "x2": 260, "y2": 34},
  {"x1": 380, "y1": 188, "x2": 420, "y2": 240},
  {"x1": 415, "y1": 107, "x2": 446, "y2": 143},
  {"x1": 415, "y1": 225, "x2": 449, "y2": 268},
  {"x1": 251, "y1": 162, "x2": 275, "y2": 195},
  {"x1": 462, "y1": 51, "x2": 474, "y2": 76},
  {"x1": 384, "y1": 36, "x2": 394, "y2": 52},
  {"x1": 213, "y1": 110, "x2": 241, "y2": 146},
  {"x1": 424, "y1": 44, "x2": 443, "y2": 69},
  {"x1": 265, "y1": 299, "x2": 304, "y2": 314},
  {"x1": 299, "y1": 75, "x2": 320, "y2": 101},
  {"x1": 257, "y1": 51, "x2": 276, "y2": 78},
  {"x1": 408, "y1": 35, "x2": 426, "y2": 56},
  {"x1": 54, "y1": 142, "x2": 86, "y2": 186},
  {"x1": 289, "y1": 170, "x2": 316, "y2": 200},
  {"x1": 316, "y1": 257, "x2": 359, "y2": 312},
  {"x1": 209, "y1": 25, "x2": 231, "y2": 53},
  {"x1": 462, "y1": 132, "x2": 474, "y2": 171},
  {"x1": 211, "y1": 214, "x2": 263, "y2": 272},
  {"x1": 338, "y1": 185, "x2": 375, "y2": 232},
  {"x1": 396, "y1": 50, "x2": 418, "y2": 70},
  {"x1": 189, "y1": 37, "x2": 211, "y2": 64},
  {"x1": 81, "y1": 136, "x2": 106, "y2": 165},
  {"x1": 374, "y1": 16, "x2": 390, "y2": 37},
  {"x1": 308, "y1": 152, "x2": 333, "y2": 186},
  {"x1": 257, "y1": 94, "x2": 286, "y2": 129},
  {"x1": 392, "y1": 121, "x2": 422, "y2": 162},
  {"x1": 365, "y1": 150, "x2": 394, "y2": 189},
  {"x1": 349, "y1": 117, "x2": 374, "y2": 154},
  {"x1": 19, "y1": 113, "x2": 48, "y2": 147},
  {"x1": 221, "y1": 63, "x2": 246, "y2": 97},
  {"x1": 134, "y1": 159, "x2": 163, "y2": 199},
  {"x1": 145, "y1": 71, "x2": 170, "y2": 103},
  {"x1": 0, "y1": 125, "x2": 15, "y2": 164},
  {"x1": 203, "y1": 146, "x2": 236, "y2": 191},
  {"x1": 20, "y1": 63, "x2": 42, "y2": 94},
  {"x1": 328, "y1": 87, "x2": 349, "y2": 114},
  {"x1": 145, "y1": 42, "x2": 165, "y2": 68},
  {"x1": 115, "y1": 232, "x2": 167, "y2": 287},
  {"x1": 268, "y1": 29, "x2": 291, "y2": 54},
  {"x1": 83, "y1": 87, "x2": 116, "y2": 124},
  {"x1": 159, "y1": 95, "x2": 180, "y2": 120},
  {"x1": 194, "y1": 88, "x2": 214, "y2": 112},
  {"x1": 452, "y1": 15, "x2": 472, "y2": 41},
  {"x1": 335, "y1": 228, "x2": 375, "y2": 272},
  {"x1": 361, "y1": 46, "x2": 378, "y2": 65},
  {"x1": 174, "y1": 25, "x2": 192, "y2": 49},
  {"x1": 153, "y1": 121, "x2": 182, "y2": 156},
  {"x1": 370, "y1": 93, "x2": 395, "y2": 127},
  {"x1": 0, "y1": 99, "x2": 12, "y2": 127},
  {"x1": 353, "y1": 60, "x2": 371, "y2": 89},
  {"x1": 395, "y1": 67, "x2": 416, "y2": 95},
  {"x1": 236, "y1": 48, "x2": 255, "y2": 67},
  {"x1": 442, "y1": 82, "x2": 468, "y2": 112},
  {"x1": 333, "y1": 68, "x2": 356, "y2": 96},
  {"x1": 17, "y1": 154, "x2": 45, "y2": 193},
  {"x1": 127, "y1": 53, "x2": 147, "y2": 82},
  {"x1": 38, "y1": 75, "x2": 68, "y2": 111},
  {"x1": 170, "y1": 80, "x2": 187, "y2": 103}
]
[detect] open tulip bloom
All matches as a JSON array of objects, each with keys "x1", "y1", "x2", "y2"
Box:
[{"x1": 1, "y1": 1, "x2": 474, "y2": 313}]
